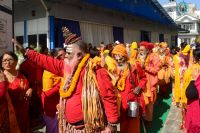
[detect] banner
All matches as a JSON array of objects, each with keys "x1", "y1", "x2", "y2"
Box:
[{"x1": 0, "y1": 0, "x2": 13, "y2": 54}]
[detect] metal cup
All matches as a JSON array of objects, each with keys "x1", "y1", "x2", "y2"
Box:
[{"x1": 128, "y1": 101, "x2": 138, "y2": 117}]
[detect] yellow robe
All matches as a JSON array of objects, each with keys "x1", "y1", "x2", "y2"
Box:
[
  {"x1": 173, "y1": 54, "x2": 189, "y2": 104},
  {"x1": 182, "y1": 63, "x2": 200, "y2": 104},
  {"x1": 42, "y1": 70, "x2": 61, "y2": 92}
]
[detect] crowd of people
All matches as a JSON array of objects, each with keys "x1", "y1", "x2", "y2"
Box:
[{"x1": 0, "y1": 27, "x2": 200, "y2": 133}]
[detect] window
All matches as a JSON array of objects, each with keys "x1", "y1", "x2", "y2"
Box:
[
  {"x1": 141, "y1": 31, "x2": 151, "y2": 42},
  {"x1": 159, "y1": 34, "x2": 164, "y2": 42},
  {"x1": 16, "y1": 36, "x2": 24, "y2": 45},
  {"x1": 171, "y1": 35, "x2": 177, "y2": 46},
  {"x1": 28, "y1": 35, "x2": 37, "y2": 48},
  {"x1": 167, "y1": 8, "x2": 173, "y2": 12},
  {"x1": 181, "y1": 38, "x2": 191, "y2": 44},
  {"x1": 181, "y1": 23, "x2": 194, "y2": 31},
  {"x1": 39, "y1": 34, "x2": 47, "y2": 47}
]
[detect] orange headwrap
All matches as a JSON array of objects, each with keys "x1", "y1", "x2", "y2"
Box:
[
  {"x1": 160, "y1": 42, "x2": 168, "y2": 48},
  {"x1": 112, "y1": 44, "x2": 128, "y2": 58}
]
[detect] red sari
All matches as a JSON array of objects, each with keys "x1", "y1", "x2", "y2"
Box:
[
  {"x1": 0, "y1": 81, "x2": 20, "y2": 133},
  {"x1": 7, "y1": 72, "x2": 30, "y2": 133}
]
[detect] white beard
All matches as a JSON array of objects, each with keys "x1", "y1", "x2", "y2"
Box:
[{"x1": 139, "y1": 53, "x2": 147, "y2": 61}]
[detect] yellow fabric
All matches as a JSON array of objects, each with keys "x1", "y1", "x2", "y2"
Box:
[
  {"x1": 130, "y1": 42, "x2": 137, "y2": 49},
  {"x1": 182, "y1": 44, "x2": 190, "y2": 55},
  {"x1": 112, "y1": 44, "x2": 128, "y2": 58},
  {"x1": 129, "y1": 42, "x2": 138, "y2": 62},
  {"x1": 182, "y1": 63, "x2": 200, "y2": 103},
  {"x1": 105, "y1": 55, "x2": 118, "y2": 73},
  {"x1": 42, "y1": 70, "x2": 61, "y2": 92},
  {"x1": 103, "y1": 50, "x2": 110, "y2": 55},
  {"x1": 173, "y1": 55, "x2": 181, "y2": 103},
  {"x1": 160, "y1": 42, "x2": 168, "y2": 48}
]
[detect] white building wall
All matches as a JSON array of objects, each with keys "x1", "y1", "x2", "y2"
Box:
[
  {"x1": 14, "y1": 18, "x2": 48, "y2": 37},
  {"x1": 27, "y1": 18, "x2": 48, "y2": 35},
  {"x1": 14, "y1": 0, "x2": 46, "y2": 22},
  {"x1": 79, "y1": 22, "x2": 113, "y2": 45},
  {"x1": 124, "y1": 28, "x2": 140, "y2": 43},
  {"x1": 164, "y1": 34, "x2": 171, "y2": 45},
  {"x1": 14, "y1": 1, "x2": 178, "y2": 47},
  {"x1": 14, "y1": 22, "x2": 24, "y2": 36},
  {"x1": 47, "y1": 2, "x2": 177, "y2": 45},
  {"x1": 151, "y1": 32, "x2": 159, "y2": 43}
]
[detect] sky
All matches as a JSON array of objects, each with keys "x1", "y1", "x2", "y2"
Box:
[{"x1": 158, "y1": 0, "x2": 200, "y2": 10}]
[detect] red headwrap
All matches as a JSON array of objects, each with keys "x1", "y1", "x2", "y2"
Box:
[{"x1": 140, "y1": 41, "x2": 154, "y2": 51}]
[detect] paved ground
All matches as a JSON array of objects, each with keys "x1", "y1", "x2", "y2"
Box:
[{"x1": 161, "y1": 104, "x2": 184, "y2": 133}]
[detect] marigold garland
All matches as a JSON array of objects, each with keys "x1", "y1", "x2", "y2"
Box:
[
  {"x1": 59, "y1": 54, "x2": 90, "y2": 98},
  {"x1": 117, "y1": 65, "x2": 129, "y2": 91}
]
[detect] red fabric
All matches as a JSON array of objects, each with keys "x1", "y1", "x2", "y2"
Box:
[
  {"x1": 0, "y1": 81, "x2": 6, "y2": 99},
  {"x1": 26, "y1": 50, "x2": 64, "y2": 77},
  {"x1": 185, "y1": 75, "x2": 200, "y2": 133},
  {"x1": 120, "y1": 63, "x2": 147, "y2": 133},
  {"x1": 41, "y1": 83, "x2": 60, "y2": 118},
  {"x1": 96, "y1": 67, "x2": 119, "y2": 123},
  {"x1": 20, "y1": 59, "x2": 44, "y2": 94},
  {"x1": 26, "y1": 50, "x2": 119, "y2": 124},
  {"x1": 7, "y1": 72, "x2": 30, "y2": 133},
  {"x1": 140, "y1": 41, "x2": 154, "y2": 51}
]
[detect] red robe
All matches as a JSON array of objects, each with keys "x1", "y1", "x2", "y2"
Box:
[
  {"x1": 120, "y1": 63, "x2": 147, "y2": 133},
  {"x1": 26, "y1": 50, "x2": 119, "y2": 124}
]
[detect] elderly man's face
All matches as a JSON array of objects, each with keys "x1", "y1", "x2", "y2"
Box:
[
  {"x1": 113, "y1": 54, "x2": 126, "y2": 67},
  {"x1": 64, "y1": 44, "x2": 84, "y2": 73},
  {"x1": 139, "y1": 46, "x2": 148, "y2": 59}
]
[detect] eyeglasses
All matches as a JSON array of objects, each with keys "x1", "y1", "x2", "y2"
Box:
[{"x1": 2, "y1": 58, "x2": 15, "y2": 64}]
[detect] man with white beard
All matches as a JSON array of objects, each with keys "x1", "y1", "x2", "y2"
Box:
[{"x1": 137, "y1": 42, "x2": 162, "y2": 128}]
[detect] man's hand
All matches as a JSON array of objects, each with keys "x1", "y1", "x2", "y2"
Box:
[
  {"x1": 101, "y1": 124, "x2": 117, "y2": 133},
  {"x1": 12, "y1": 38, "x2": 26, "y2": 55},
  {"x1": 133, "y1": 86, "x2": 142, "y2": 95}
]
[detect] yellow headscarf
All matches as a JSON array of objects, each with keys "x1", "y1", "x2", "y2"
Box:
[
  {"x1": 182, "y1": 44, "x2": 190, "y2": 55},
  {"x1": 160, "y1": 42, "x2": 168, "y2": 48},
  {"x1": 129, "y1": 42, "x2": 138, "y2": 61}
]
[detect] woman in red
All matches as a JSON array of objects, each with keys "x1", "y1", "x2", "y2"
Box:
[
  {"x1": 0, "y1": 69, "x2": 20, "y2": 133},
  {"x1": 1, "y1": 51, "x2": 32, "y2": 133}
]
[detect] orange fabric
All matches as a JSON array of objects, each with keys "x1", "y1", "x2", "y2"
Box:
[
  {"x1": 143, "y1": 89, "x2": 157, "y2": 105},
  {"x1": 141, "y1": 53, "x2": 161, "y2": 105},
  {"x1": 112, "y1": 44, "x2": 128, "y2": 58}
]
